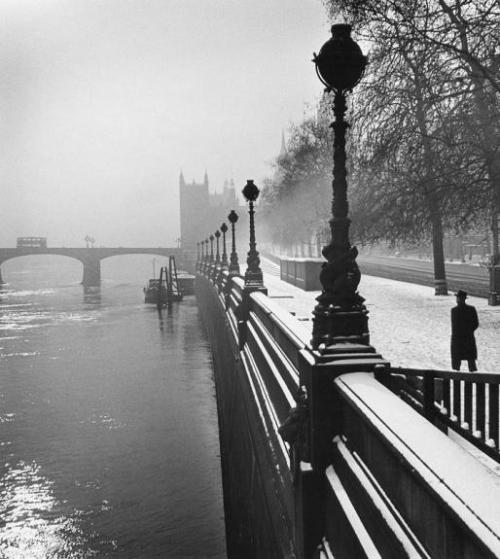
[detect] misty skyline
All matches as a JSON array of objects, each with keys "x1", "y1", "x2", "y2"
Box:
[{"x1": 0, "y1": 0, "x2": 330, "y2": 247}]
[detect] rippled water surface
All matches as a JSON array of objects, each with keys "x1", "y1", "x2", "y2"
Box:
[{"x1": 0, "y1": 256, "x2": 226, "y2": 558}]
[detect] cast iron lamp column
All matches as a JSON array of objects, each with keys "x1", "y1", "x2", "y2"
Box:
[
  {"x1": 204, "y1": 238, "x2": 210, "y2": 275},
  {"x1": 204, "y1": 239, "x2": 209, "y2": 273},
  {"x1": 209, "y1": 234, "x2": 215, "y2": 277},
  {"x1": 235, "y1": 181, "x2": 267, "y2": 351},
  {"x1": 213, "y1": 230, "x2": 221, "y2": 281},
  {"x1": 311, "y1": 24, "x2": 369, "y2": 349},
  {"x1": 242, "y1": 180, "x2": 265, "y2": 290},
  {"x1": 220, "y1": 223, "x2": 229, "y2": 269},
  {"x1": 228, "y1": 210, "x2": 241, "y2": 275},
  {"x1": 215, "y1": 230, "x2": 221, "y2": 265},
  {"x1": 216, "y1": 224, "x2": 228, "y2": 291}
]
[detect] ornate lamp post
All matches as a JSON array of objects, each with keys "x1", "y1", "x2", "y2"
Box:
[
  {"x1": 228, "y1": 210, "x2": 240, "y2": 275},
  {"x1": 311, "y1": 24, "x2": 369, "y2": 349},
  {"x1": 196, "y1": 241, "x2": 201, "y2": 271},
  {"x1": 220, "y1": 223, "x2": 229, "y2": 269},
  {"x1": 209, "y1": 234, "x2": 214, "y2": 273},
  {"x1": 213, "y1": 230, "x2": 221, "y2": 282},
  {"x1": 205, "y1": 238, "x2": 210, "y2": 274},
  {"x1": 242, "y1": 180, "x2": 265, "y2": 290},
  {"x1": 215, "y1": 230, "x2": 221, "y2": 266}
]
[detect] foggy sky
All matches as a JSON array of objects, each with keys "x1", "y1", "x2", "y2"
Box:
[{"x1": 0, "y1": 0, "x2": 329, "y2": 247}]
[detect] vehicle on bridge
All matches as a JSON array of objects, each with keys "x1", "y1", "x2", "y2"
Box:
[{"x1": 16, "y1": 237, "x2": 47, "y2": 248}]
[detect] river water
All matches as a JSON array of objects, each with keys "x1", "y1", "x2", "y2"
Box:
[{"x1": 0, "y1": 255, "x2": 226, "y2": 558}]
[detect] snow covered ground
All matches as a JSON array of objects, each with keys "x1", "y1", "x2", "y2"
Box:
[
  {"x1": 261, "y1": 258, "x2": 500, "y2": 373},
  {"x1": 261, "y1": 257, "x2": 500, "y2": 472}
]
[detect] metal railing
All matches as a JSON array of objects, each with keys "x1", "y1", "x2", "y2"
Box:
[{"x1": 377, "y1": 367, "x2": 500, "y2": 462}]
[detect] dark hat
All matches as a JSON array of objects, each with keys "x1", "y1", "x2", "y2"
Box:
[{"x1": 455, "y1": 289, "x2": 468, "y2": 299}]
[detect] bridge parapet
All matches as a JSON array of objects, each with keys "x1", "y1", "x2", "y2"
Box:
[{"x1": 196, "y1": 266, "x2": 500, "y2": 558}]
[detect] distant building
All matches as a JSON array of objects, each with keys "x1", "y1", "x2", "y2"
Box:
[
  {"x1": 179, "y1": 171, "x2": 241, "y2": 253},
  {"x1": 210, "y1": 178, "x2": 238, "y2": 210}
]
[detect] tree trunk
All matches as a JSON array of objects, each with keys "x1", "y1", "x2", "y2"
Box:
[
  {"x1": 414, "y1": 79, "x2": 448, "y2": 295},
  {"x1": 430, "y1": 201, "x2": 447, "y2": 294},
  {"x1": 492, "y1": 212, "x2": 499, "y2": 264}
]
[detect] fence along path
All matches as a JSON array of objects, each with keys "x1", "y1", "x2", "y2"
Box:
[
  {"x1": 196, "y1": 257, "x2": 500, "y2": 557},
  {"x1": 381, "y1": 368, "x2": 500, "y2": 462}
]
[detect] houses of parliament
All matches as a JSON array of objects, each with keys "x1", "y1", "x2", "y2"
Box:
[{"x1": 179, "y1": 171, "x2": 242, "y2": 253}]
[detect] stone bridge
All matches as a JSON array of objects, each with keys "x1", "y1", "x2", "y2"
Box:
[
  {"x1": 0, "y1": 247, "x2": 182, "y2": 286},
  {"x1": 196, "y1": 256, "x2": 500, "y2": 559}
]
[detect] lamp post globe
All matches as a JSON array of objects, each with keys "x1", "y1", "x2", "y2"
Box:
[
  {"x1": 313, "y1": 24, "x2": 367, "y2": 93},
  {"x1": 242, "y1": 179, "x2": 260, "y2": 203}
]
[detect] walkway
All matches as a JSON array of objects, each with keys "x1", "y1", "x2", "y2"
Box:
[
  {"x1": 261, "y1": 258, "x2": 500, "y2": 374},
  {"x1": 358, "y1": 254, "x2": 490, "y2": 298}
]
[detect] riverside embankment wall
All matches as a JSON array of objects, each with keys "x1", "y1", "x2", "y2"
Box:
[
  {"x1": 195, "y1": 275, "x2": 296, "y2": 558},
  {"x1": 196, "y1": 268, "x2": 500, "y2": 559}
]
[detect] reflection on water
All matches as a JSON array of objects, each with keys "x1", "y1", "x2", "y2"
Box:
[
  {"x1": 1, "y1": 461, "x2": 92, "y2": 559},
  {"x1": 0, "y1": 256, "x2": 226, "y2": 558},
  {"x1": 83, "y1": 286, "x2": 101, "y2": 306}
]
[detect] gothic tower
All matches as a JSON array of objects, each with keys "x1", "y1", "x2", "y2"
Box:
[{"x1": 179, "y1": 171, "x2": 210, "y2": 252}]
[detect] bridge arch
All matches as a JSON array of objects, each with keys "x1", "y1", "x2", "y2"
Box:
[
  {"x1": 0, "y1": 247, "x2": 183, "y2": 286},
  {"x1": 0, "y1": 253, "x2": 84, "y2": 286}
]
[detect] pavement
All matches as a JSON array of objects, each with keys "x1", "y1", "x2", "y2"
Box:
[{"x1": 261, "y1": 258, "x2": 500, "y2": 374}]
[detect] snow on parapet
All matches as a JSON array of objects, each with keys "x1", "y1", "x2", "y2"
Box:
[{"x1": 336, "y1": 372, "x2": 500, "y2": 555}]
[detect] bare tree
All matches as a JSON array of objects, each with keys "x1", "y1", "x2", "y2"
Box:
[{"x1": 324, "y1": 0, "x2": 500, "y2": 262}]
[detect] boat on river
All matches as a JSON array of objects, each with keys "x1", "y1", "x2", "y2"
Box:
[
  {"x1": 144, "y1": 256, "x2": 185, "y2": 306},
  {"x1": 143, "y1": 278, "x2": 167, "y2": 304},
  {"x1": 177, "y1": 272, "x2": 195, "y2": 295}
]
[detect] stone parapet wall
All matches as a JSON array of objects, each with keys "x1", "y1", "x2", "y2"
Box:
[{"x1": 195, "y1": 266, "x2": 500, "y2": 558}]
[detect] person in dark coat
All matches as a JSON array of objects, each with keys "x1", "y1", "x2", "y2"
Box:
[{"x1": 451, "y1": 290, "x2": 479, "y2": 371}]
